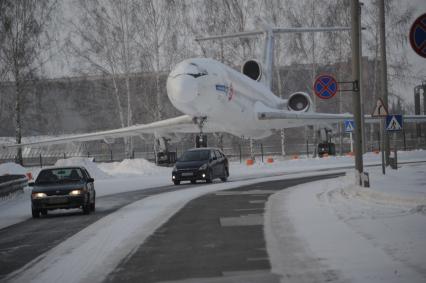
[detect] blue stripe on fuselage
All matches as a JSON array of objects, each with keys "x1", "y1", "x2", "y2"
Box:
[{"x1": 215, "y1": 84, "x2": 229, "y2": 93}]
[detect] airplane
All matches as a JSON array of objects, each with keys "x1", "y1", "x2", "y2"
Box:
[{"x1": 3, "y1": 26, "x2": 426, "y2": 155}]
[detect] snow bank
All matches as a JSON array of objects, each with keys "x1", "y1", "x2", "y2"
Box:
[
  {"x1": 97, "y1": 158, "x2": 170, "y2": 176},
  {"x1": 265, "y1": 163, "x2": 426, "y2": 283},
  {"x1": 0, "y1": 162, "x2": 27, "y2": 176},
  {"x1": 54, "y1": 157, "x2": 110, "y2": 179}
]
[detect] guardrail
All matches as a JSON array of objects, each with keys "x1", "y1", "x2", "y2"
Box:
[{"x1": 0, "y1": 175, "x2": 28, "y2": 197}]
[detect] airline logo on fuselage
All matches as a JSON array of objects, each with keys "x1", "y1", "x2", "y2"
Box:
[{"x1": 215, "y1": 83, "x2": 234, "y2": 101}]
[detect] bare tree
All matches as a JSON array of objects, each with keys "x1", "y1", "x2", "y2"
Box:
[
  {"x1": 0, "y1": 0, "x2": 58, "y2": 164},
  {"x1": 133, "y1": 0, "x2": 185, "y2": 122},
  {"x1": 66, "y1": 0, "x2": 142, "y2": 156},
  {"x1": 363, "y1": 0, "x2": 415, "y2": 102}
]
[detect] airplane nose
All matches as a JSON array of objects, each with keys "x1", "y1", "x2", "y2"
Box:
[{"x1": 167, "y1": 73, "x2": 199, "y2": 104}]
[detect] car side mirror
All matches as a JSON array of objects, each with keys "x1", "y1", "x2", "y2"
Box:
[
  {"x1": 28, "y1": 182, "x2": 34, "y2": 187},
  {"x1": 87, "y1": 178, "x2": 94, "y2": 183}
]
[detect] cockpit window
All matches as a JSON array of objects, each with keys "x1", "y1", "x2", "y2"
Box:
[
  {"x1": 171, "y1": 62, "x2": 208, "y2": 79},
  {"x1": 187, "y1": 63, "x2": 208, "y2": 78}
]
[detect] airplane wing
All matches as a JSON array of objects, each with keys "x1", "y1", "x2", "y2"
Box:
[
  {"x1": 2, "y1": 115, "x2": 222, "y2": 148},
  {"x1": 257, "y1": 108, "x2": 426, "y2": 128}
]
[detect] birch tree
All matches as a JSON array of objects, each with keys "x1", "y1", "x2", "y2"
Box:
[
  {"x1": 0, "y1": 0, "x2": 58, "y2": 164},
  {"x1": 67, "y1": 0, "x2": 141, "y2": 156},
  {"x1": 363, "y1": 0, "x2": 415, "y2": 103},
  {"x1": 133, "y1": 0, "x2": 185, "y2": 122}
]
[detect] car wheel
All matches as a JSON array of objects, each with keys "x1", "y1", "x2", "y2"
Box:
[
  {"x1": 32, "y1": 208, "x2": 40, "y2": 218},
  {"x1": 206, "y1": 170, "x2": 213, "y2": 183},
  {"x1": 220, "y1": 166, "x2": 228, "y2": 182},
  {"x1": 82, "y1": 195, "x2": 91, "y2": 214},
  {"x1": 191, "y1": 180, "x2": 196, "y2": 184},
  {"x1": 41, "y1": 209, "x2": 48, "y2": 216},
  {"x1": 173, "y1": 180, "x2": 180, "y2": 185},
  {"x1": 90, "y1": 199, "x2": 96, "y2": 212}
]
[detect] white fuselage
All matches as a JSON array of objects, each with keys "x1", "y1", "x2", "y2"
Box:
[{"x1": 166, "y1": 58, "x2": 286, "y2": 138}]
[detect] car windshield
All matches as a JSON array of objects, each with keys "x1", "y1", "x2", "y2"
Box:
[
  {"x1": 179, "y1": 150, "x2": 210, "y2": 162},
  {"x1": 36, "y1": 168, "x2": 83, "y2": 184}
]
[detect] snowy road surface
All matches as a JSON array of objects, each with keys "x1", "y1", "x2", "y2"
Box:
[{"x1": 0, "y1": 150, "x2": 425, "y2": 282}]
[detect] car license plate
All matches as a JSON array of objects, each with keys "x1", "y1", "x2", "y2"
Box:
[
  {"x1": 49, "y1": 197, "x2": 68, "y2": 204},
  {"x1": 181, "y1": 172, "x2": 193, "y2": 177}
]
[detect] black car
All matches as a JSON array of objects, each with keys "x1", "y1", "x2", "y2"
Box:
[
  {"x1": 29, "y1": 166, "x2": 96, "y2": 218},
  {"x1": 172, "y1": 147, "x2": 229, "y2": 185}
]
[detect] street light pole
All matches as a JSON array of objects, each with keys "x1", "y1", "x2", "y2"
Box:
[
  {"x1": 379, "y1": 0, "x2": 390, "y2": 165},
  {"x1": 351, "y1": 0, "x2": 364, "y2": 183}
]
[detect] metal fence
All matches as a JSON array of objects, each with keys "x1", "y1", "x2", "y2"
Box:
[{"x1": 1, "y1": 132, "x2": 425, "y2": 167}]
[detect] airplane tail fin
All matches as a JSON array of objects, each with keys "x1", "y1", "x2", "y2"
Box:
[{"x1": 195, "y1": 26, "x2": 350, "y2": 90}]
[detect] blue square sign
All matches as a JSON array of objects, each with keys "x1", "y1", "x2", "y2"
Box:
[
  {"x1": 344, "y1": 120, "x2": 355, "y2": 133},
  {"x1": 386, "y1": 115, "x2": 403, "y2": 131}
]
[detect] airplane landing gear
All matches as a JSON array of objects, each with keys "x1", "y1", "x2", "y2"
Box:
[
  {"x1": 193, "y1": 117, "x2": 208, "y2": 148},
  {"x1": 155, "y1": 137, "x2": 177, "y2": 166}
]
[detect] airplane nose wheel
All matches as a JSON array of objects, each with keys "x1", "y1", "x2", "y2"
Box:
[{"x1": 193, "y1": 117, "x2": 208, "y2": 148}]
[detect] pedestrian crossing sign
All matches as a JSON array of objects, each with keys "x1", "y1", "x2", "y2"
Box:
[
  {"x1": 386, "y1": 115, "x2": 403, "y2": 131},
  {"x1": 344, "y1": 120, "x2": 355, "y2": 132}
]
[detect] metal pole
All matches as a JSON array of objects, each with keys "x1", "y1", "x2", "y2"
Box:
[
  {"x1": 380, "y1": 119, "x2": 386, "y2": 174},
  {"x1": 351, "y1": 0, "x2": 364, "y2": 182},
  {"x1": 377, "y1": 131, "x2": 381, "y2": 151},
  {"x1": 423, "y1": 83, "x2": 426, "y2": 145},
  {"x1": 280, "y1": 129, "x2": 286, "y2": 156},
  {"x1": 403, "y1": 129, "x2": 406, "y2": 151},
  {"x1": 393, "y1": 132, "x2": 398, "y2": 169},
  {"x1": 249, "y1": 138, "x2": 254, "y2": 160},
  {"x1": 414, "y1": 87, "x2": 421, "y2": 137},
  {"x1": 239, "y1": 143, "x2": 242, "y2": 163},
  {"x1": 306, "y1": 138, "x2": 309, "y2": 158},
  {"x1": 339, "y1": 122, "x2": 343, "y2": 156},
  {"x1": 359, "y1": 7, "x2": 366, "y2": 154},
  {"x1": 310, "y1": 2, "x2": 318, "y2": 159},
  {"x1": 379, "y1": 0, "x2": 390, "y2": 165}
]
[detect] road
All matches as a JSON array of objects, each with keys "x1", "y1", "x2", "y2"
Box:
[
  {"x1": 0, "y1": 173, "x2": 343, "y2": 282},
  {"x1": 0, "y1": 184, "x2": 191, "y2": 280}
]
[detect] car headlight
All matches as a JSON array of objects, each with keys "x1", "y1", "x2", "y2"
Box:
[
  {"x1": 69, "y1": 189, "x2": 83, "y2": 196},
  {"x1": 32, "y1": 192, "x2": 47, "y2": 198},
  {"x1": 199, "y1": 163, "x2": 208, "y2": 170}
]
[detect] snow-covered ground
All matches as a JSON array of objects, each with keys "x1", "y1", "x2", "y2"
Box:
[
  {"x1": 265, "y1": 164, "x2": 426, "y2": 283},
  {"x1": 1, "y1": 150, "x2": 425, "y2": 282}
]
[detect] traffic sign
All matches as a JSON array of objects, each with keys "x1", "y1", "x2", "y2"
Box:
[
  {"x1": 314, "y1": 74, "x2": 338, "y2": 99},
  {"x1": 344, "y1": 120, "x2": 355, "y2": 132},
  {"x1": 371, "y1": 98, "x2": 388, "y2": 117},
  {"x1": 409, "y1": 13, "x2": 426, "y2": 58},
  {"x1": 386, "y1": 115, "x2": 403, "y2": 131}
]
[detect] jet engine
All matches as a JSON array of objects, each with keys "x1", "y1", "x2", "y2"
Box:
[
  {"x1": 287, "y1": 92, "x2": 312, "y2": 112},
  {"x1": 241, "y1": 59, "x2": 262, "y2": 81}
]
